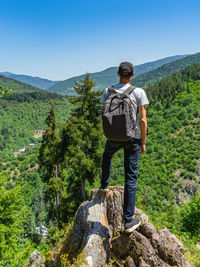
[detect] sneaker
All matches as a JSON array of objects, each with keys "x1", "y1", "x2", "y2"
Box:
[
  {"x1": 124, "y1": 218, "x2": 140, "y2": 233},
  {"x1": 98, "y1": 185, "x2": 109, "y2": 192}
]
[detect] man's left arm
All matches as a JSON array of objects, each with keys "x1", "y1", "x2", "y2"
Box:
[{"x1": 139, "y1": 105, "x2": 147, "y2": 154}]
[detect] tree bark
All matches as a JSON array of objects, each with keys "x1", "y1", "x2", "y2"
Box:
[{"x1": 81, "y1": 179, "x2": 86, "y2": 201}]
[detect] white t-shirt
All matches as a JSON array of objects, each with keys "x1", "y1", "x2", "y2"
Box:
[{"x1": 101, "y1": 83, "x2": 149, "y2": 139}]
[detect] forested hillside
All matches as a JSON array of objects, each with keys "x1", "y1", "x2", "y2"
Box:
[
  {"x1": 107, "y1": 63, "x2": 200, "y2": 217},
  {"x1": 0, "y1": 148, "x2": 47, "y2": 266},
  {"x1": 0, "y1": 72, "x2": 58, "y2": 90},
  {"x1": 0, "y1": 75, "x2": 42, "y2": 93},
  {"x1": 132, "y1": 52, "x2": 200, "y2": 88},
  {"x1": 1, "y1": 63, "x2": 200, "y2": 266},
  {"x1": 47, "y1": 54, "x2": 187, "y2": 95},
  {"x1": 0, "y1": 77, "x2": 71, "y2": 159}
]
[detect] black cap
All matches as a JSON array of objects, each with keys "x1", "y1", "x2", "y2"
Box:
[{"x1": 118, "y1": 62, "x2": 134, "y2": 77}]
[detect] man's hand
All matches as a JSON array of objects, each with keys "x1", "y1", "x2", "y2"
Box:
[{"x1": 140, "y1": 143, "x2": 146, "y2": 154}]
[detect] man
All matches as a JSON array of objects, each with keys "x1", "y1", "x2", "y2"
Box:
[{"x1": 100, "y1": 62, "x2": 149, "y2": 233}]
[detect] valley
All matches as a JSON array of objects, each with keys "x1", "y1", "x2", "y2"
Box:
[{"x1": 0, "y1": 57, "x2": 200, "y2": 266}]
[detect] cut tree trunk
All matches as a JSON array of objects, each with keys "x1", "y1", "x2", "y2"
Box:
[{"x1": 45, "y1": 186, "x2": 193, "y2": 267}]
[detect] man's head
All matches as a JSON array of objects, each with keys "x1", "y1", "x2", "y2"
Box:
[{"x1": 117, "y1": 62, "x2": 134, "y2": 79}]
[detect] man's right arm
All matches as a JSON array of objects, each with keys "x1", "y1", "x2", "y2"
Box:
[{"x1": 139, "y1": 105, "x2": 147, "y2": 154}]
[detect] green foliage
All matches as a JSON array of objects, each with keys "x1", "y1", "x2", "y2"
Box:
[
  {"x1": 0, "y1": 92, "x2": 70, "y2": 157},
  {"x1": 132, "y1": 52, "x2": 200, "y2": 88},
  {"x1": 146, "y1": 62, "x2": 200, "y2": 106},
  {"x1": 39, "y1": 101, "x2": 63, "y2": 228},
  {"x1": 61, "y1": 74, "x2": 103, "y2": 202},
  {"x1": 0, "y1": 85, "x2": 15, "y2": 97},
  {"x1": 181, "y1": 194, "x2": 200, "y2": 237},
  {"x1": 0, "y1": 148, "x2": 50, "y2": 266},
  {"x1": 0, "y1": 173, "x2": 29, "y2": 263},
  {"x1": 0, "y1": 75, "x2": 41, "y2": 93}
]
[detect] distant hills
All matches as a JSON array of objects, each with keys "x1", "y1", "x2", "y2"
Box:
[
  {"x1": 1, "y1": 54, "x2": 188, "y2": 95},
  {"x1": 47, "y1": 54, "x2": 188, "y2": 95},
  {"x1": 2, "y1": 52, "x2": 200, "y2": 97},
  {"x1": 0, "y1": 75, "x2": 42, "y2": 93},
  {"x1": 0, "y1": 72, "x2": 58, "y2": 90},
  {"x1": 0, "y1": 75, "x2": 63, "y2": 103},
  {"x1": 132, "y1": 52, "x2": 200, "y2": 88}
]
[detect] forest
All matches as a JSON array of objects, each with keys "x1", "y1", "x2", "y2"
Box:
[
  {"x1": 132, "y1": 52, "x2": 200, "y2": 88},
  {"x1": 0, "y1": 62, "x2": 200, "y2": 266},
  {"x1": 0, "y1": 88, "x2": 71, "y2": 159}
]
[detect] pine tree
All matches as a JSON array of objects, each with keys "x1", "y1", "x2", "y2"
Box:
[
  {"x1": 62, "y1": 74, "x2": 103, "y2": 202},
  {"x1": 39, "y1": 100, "x2": 63, "y2": 228}
]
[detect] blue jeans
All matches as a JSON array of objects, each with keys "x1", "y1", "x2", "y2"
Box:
[{"x1": 101, "y1": 138, "x2": 141, "y2": 223}]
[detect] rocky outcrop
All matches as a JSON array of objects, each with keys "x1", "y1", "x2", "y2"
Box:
[
  {"x1": 23, "y1": 250, "x2": 45, "y2": 267},
  {"x1": 174, "y1": 179, "x2": 200, "y2": 206},
  {"x1": 46, "y1": 186, "x2": 192, "y2": 267}
]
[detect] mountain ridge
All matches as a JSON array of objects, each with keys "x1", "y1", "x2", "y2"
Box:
[
  {"x1": 0, "y1": 72, "x2": 58, "y2": 90},
  {"x1": 0, "y1": 75, "x2": 42, "y2": 93},
  {"x1": 1, "y1": 55, "x2": 187, "y2": 93},
  {"x1": 132, "y1": 52, "x2": 200, "y2": 88},
  {"x1": 47, "y1": 54, "x2": 189, "y2": 95}
]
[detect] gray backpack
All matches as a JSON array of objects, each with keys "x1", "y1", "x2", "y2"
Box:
[{"x1": 102, "y1": 85, "x2": 137, "y2": 141}]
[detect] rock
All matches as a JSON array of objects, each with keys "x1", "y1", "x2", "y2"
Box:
[
  {"x1": 196, "y1": 166, "x2": 200, "y2": 177},
  {"x1": 23, "y1": 250, "x2": 45, "y2": 267},
  {"x1": 124, "y1": 256, "x2": 136, "y2": 267},
  {"x1": 45, "y1": 186, "x2": 193, "y2": 267},
  {"x1": 112, "y1": 230, "x2": 170, "y2": 267},
  {"x1": 175, "y1": 179, "x2": 200, "y2": 206},
  {"x1": 196, "y1": 242, "x2": 200, "y2": 250}
]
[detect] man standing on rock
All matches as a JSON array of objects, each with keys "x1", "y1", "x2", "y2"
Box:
[{"x1": 100, "y1": 62, "x2": 149, "y2": 233}]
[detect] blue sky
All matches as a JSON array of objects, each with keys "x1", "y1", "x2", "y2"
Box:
[{"x1": 0, "y1": 0, "x2": 200, "y2": 80}]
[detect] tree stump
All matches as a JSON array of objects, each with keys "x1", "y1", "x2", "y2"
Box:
[{"x1": 46, "y1": 186, "x2": 193, "y2": 267}]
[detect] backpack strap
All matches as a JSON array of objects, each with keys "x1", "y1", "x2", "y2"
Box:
[
  {"x1": 124, "y1": 85, "x2": 139, "y2": 113},
  {"x1": 124, "y1": 85, "x2": 137, "y2": 95},
  {"x1": 108, "y1": 86, "x2": 117, "y2": 94}
]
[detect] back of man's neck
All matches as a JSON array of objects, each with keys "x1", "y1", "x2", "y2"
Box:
[{"x1": 119, "y1": 80, "x2": 130, "y2": 84}]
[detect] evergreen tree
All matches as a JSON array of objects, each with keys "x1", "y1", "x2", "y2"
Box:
[
  {"x1": 39, "y1": 100, "x2": 63, "y2": 228},
  {"x1": 62, "y1": 74, "x2": 103, "y2": 202}
]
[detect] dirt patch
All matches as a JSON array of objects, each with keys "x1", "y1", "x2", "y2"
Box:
[{"x1": 33, "y1": 130, "x2": 44, "y2": 138}]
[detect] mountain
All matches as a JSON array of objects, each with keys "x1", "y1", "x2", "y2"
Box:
[
  {"x1": 47, "y1": 54, "x2": 188, "y2": 95},
  {"x1": 0, "y1": 75, "x2": 43, "y2": 93},
  {"x1": 0, "y1": 72, "x2": 58, "y2": 90},
  {"x1": 132, "y1": 52, "x2": 200, "y2": 88}
]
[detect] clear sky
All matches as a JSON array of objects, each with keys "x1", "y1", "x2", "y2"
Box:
[{"x1": 0, "y1": 0, "x2": 200, "y2": 80}]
